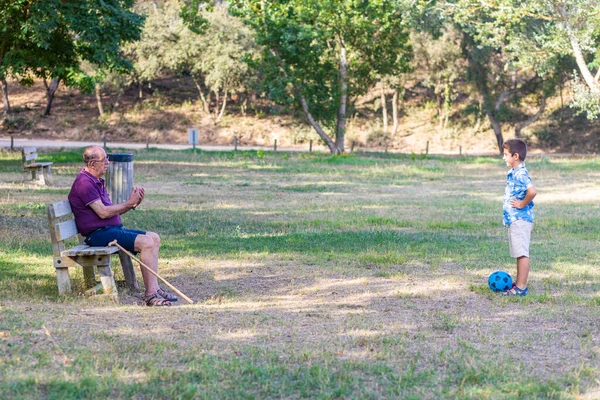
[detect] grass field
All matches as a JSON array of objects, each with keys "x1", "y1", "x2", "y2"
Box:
[{"x1": 1, "y1": 148, "x2": 599, "y2": 399}]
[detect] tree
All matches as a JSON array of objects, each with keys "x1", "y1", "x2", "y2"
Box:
[
  {"x1": 451, "y1": 0, "x2": 600, "y2": 119},
  {"x1": 173, "y1": 3, "x2": 257, "y2": 122},
  {"x1": 447, "y1": 1, "x2": 567, "y2": 152},
  {"x1": 230, "y1": 0, "x2": 412, "y2": 153},
  {"x1": 411, "y1": 28, "x2": 466, "y2": 129},
  {"x1": 129, "y1": 1, "x2": 255, "y2": 122},
  {"x1": 0, "y1": 0, "x2": 144, "y2": 115}
]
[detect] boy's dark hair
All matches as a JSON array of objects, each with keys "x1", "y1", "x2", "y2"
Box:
[{"x1": 503, "y1": 139, "x2": 527, "y2": 161}]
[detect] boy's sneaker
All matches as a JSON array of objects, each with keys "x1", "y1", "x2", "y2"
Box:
[{"x1": 504, "y1": 286, "x2": 528, "y2": 297}]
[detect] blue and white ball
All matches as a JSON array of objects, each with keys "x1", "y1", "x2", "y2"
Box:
[{"x1": 488, "y1": 270, "x2": 513, "y2": 292}]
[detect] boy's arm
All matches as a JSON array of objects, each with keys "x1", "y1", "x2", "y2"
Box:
[{"x1": 510, "y1": 186, "x2": 537, "y2": 209}]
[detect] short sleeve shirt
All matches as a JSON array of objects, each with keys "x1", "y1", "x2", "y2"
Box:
[
  {"x1": 68, "y1": 169, "x2": 122, "y2": 235},
  {"x1": 503, "y1": 163, "x2": 534, "y2": 226}
]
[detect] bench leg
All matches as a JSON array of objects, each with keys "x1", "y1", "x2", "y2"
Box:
[
  {"x1": 55, "y1": 267, "x2": 72, "y2": 295},
  {"x1": 83, "y1": 265, "x2": 96, "y2": 289},
  {"x1": 97, "y1": 265, "x2": 118, "y2": 299},
  {"x1": 31, "y1": 167, "x2": 46, "y2": 184},
  {"x1": 119, "y1": 252, "x2": 140, "y2": 291},
  {"x1": 43, "y1": 166, "x2": 53, "y2": 185}
]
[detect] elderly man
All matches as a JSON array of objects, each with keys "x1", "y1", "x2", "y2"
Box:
[{"x1": 68, "y1": 146, "x2": 176, "y2": 306}]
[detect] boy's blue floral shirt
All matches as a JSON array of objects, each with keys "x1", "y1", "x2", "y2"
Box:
[{"x1": 503, "y1": 163, "x2": 534, "y2": 226}]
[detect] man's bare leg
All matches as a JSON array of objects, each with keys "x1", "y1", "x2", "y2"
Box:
[{"x1": 134, "y1": 232, "x2": 161, "y2": 296}]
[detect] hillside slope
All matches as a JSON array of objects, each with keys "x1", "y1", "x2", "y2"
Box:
[{"x1": 2, "y1": 76, "x2": 600, "y2": 155}]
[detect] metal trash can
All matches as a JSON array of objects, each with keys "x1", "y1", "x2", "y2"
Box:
[{"x1": 106, "y1": 153, "x2": 134, "y2": 205}]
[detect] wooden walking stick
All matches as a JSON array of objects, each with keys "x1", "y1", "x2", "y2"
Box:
[{"x1": 108, "y1": 240, "x2": 194, "y2": 304}]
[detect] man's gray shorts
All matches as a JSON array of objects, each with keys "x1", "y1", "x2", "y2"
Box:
[{"x1": 507, "y1": 219, "x2": 533, "y2": 258}]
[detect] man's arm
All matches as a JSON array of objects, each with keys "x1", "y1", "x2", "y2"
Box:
[{"x1": 89, "y1": 187, "x2": 144, "y2": 219}]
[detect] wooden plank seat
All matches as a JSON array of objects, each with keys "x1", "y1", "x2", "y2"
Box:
[
  {"x1": 46, "y1": 200, "x2": 140, "y2": 300},
  {"x1": 22, "y1": 146, "x2": 53, "y2": 185}
]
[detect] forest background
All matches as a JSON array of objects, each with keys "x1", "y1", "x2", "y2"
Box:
[{"x1": 2, "y1": 0, "x2": 600, "y2": 155}]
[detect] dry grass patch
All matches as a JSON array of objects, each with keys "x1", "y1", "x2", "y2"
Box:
[{"x1": 1, "y1": 150, "x2": 599, "y2": 398}]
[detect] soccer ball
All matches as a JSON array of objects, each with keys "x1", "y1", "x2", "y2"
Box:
[{"x1": 488, "y1": 270, "x2": 513, "y2": 292}]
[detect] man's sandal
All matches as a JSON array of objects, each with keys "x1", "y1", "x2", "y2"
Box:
[
  {"x1": 144, "y1": 293, "x2": 171, "y2": 306},
  {"x1": 157, "y1": 288, "x2": 178, "y2": 302}
]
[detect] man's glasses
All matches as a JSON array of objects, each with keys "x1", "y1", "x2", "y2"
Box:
[{"x1": 92, "y1": 157, "x2": 109, "y2": 164}]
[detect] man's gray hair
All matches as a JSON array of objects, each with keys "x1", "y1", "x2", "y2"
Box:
[{"x1": 83, "y1": 146, "x2": 102, "y2": 166}]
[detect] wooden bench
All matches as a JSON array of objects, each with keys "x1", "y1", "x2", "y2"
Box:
[
  {"x1": 22, "y1": 147, "x2": 53, "y2": 185},
  {"x1": 46, "y1": 200, "x2": 140, "y2": 300}
]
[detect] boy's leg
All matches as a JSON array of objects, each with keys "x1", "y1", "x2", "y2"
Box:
[
  {"x1": 516, "y1": 256, "x2": 530, "y2": 289},
  {"x1": 507, "y1": 220, "x2": 533, "y2": 294}
]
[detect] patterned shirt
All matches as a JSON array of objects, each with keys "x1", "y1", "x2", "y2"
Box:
[
  {"x1": 68, "y1": 169, "x2": 122, "y2": 235},
  {"x1": 503, "y1": 163, "x2": 535, "y2": 226}
]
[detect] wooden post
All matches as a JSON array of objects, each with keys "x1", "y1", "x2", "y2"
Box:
[
  {"x1": 119, "y1": 252, "x2": 140, "y2": 291},
  {"x1": 309, "y1": 140, "x2": 313, "y2": 153},
  {"x1": 234, "y1": 136, "x2": 238, "y2": 151},
  {"x1": 459, "y1": 146, "x2": 462, "y2": 155},
  {"x1": 83, "y1": 266, "x2": 96, "y2": 289},
  {"x1": 55, "y1": 267, "x2": 72, "y2": 295},
  {"x1": 97, "y1": 265, "x2": 117, "y2": 297},
  {"x1": 572, "y1": 145, "x2": 575, "y2": 157},
  {"x1": 426, "y1": 141, "x2": 429, "y2": 155},
  {"x1": 103, "y1": 134, "x2": 107, "y2": 150},
  {"x1": 10, "y1": 135, "x2": 14, "y2": 151},
  {"x1": 146, "y1": 136, "x2": 150, "y2": 149},
  {"x1": 351, "y1": 141, "x2": 355, "y2": 153},
  {"x1": 43, "y1": 165, "x2": 54, "y2": 185},
  {"x1": 274, "y1": 139, "x2": 277, "y2": 151}
]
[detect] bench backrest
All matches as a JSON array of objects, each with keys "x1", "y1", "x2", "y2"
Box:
[
  {"x1": 22, "y1": 147, "x2": 39, "y2": 167},
  {"x1": 46, "y1": 200, "x2": 81, "y2": 256}
]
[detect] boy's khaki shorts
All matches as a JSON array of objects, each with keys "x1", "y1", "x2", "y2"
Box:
[{"x1": 507, "y1": 219, "x2": 533, "y2": 258}]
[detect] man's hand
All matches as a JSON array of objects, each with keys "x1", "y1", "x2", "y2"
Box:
[{"x1": 129, "y1": 187, "x2": 145, "y2": 208}]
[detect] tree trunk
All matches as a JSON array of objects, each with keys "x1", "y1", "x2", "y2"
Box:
[
  {"x1": 299, "y1": 94, "x2": 338, "y2": 153},
  {"x1": 391, "y1": 89, "x2": 399, "y2": 135},
  {"x1": 559, "y1": 5, "x2": 600, "y2": 95},
  {"x1": 113, "y1": 89, "x2": 123, "y2": 111},
  {"x1": 95, "y1": 83, "x2": 104, "y2": 116},
  {"x1": 486, "y1": 109, "x2": 504, "y2": 153},
  {"x1": 272, "y1": 46, "x2": 339, "y2": 153},
  {"x1": 515, "y1": 96, "x2": 546, "y2": 138},
  {"x1": 214, "y1": 90, "x2": 220, "y2": 121},
  {"x1": 192, "y1": 75, "x2": 210, "y2": 113},
  {"x1": 443, "y1": 81, "x2": 451, "y2": 129},
  {"x1": 380, "y1": 83, "x2": 388, "y2": 133},
  {"x1": 43, "y1": 78, "x2": 60, "y2": 116},
  {"x1": 216, "y1": 88, "x2": 228, "y2": 122},
  {"x1": 0, "y1": 78, "x2": 10, "y2": 115},
  {"x1": 335, "y1": 44, "x2": 348, "y2": 153},
  {"x1": 463, "y1": 32, "x2": 503, "y2": 154},
  {"x1": 473, "y1": 99, "x2": 482, "y2": 133}
]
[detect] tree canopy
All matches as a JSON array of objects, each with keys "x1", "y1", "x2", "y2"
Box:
[
  {"x1": 3, "y1": 0, "x2": 600, "y2": 151},
  {"x1": 0, "y1": 0, "x2": 144, "y2": 114},
  {"x1": 230, "y1": 0, "x2": 412, "y2": 153}
]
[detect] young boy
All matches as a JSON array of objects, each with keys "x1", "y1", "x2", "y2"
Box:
[{"x1": 502, "y1": 139, "x2": 537, "y2": 296}]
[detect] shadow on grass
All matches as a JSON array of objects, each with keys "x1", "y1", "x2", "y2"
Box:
[
  {"x1": 158, "y1": 225, "x2": 507, "y2": 267},
  {"x1": 0, "y1": 257, "x2": 58, "y2": 299}
]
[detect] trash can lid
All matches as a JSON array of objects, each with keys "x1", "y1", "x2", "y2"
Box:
[{"x1": 107, "y1": 153, "x2": 133, "y2": 162}]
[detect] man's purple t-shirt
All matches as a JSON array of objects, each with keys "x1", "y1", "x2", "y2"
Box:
[{"x1": 68, "y1": 169, "x2": 122, "y2": 236}]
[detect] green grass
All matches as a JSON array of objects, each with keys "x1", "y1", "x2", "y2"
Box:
[{"x1": 1, "y1": 148, "x2": 599, "y2": 399}]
